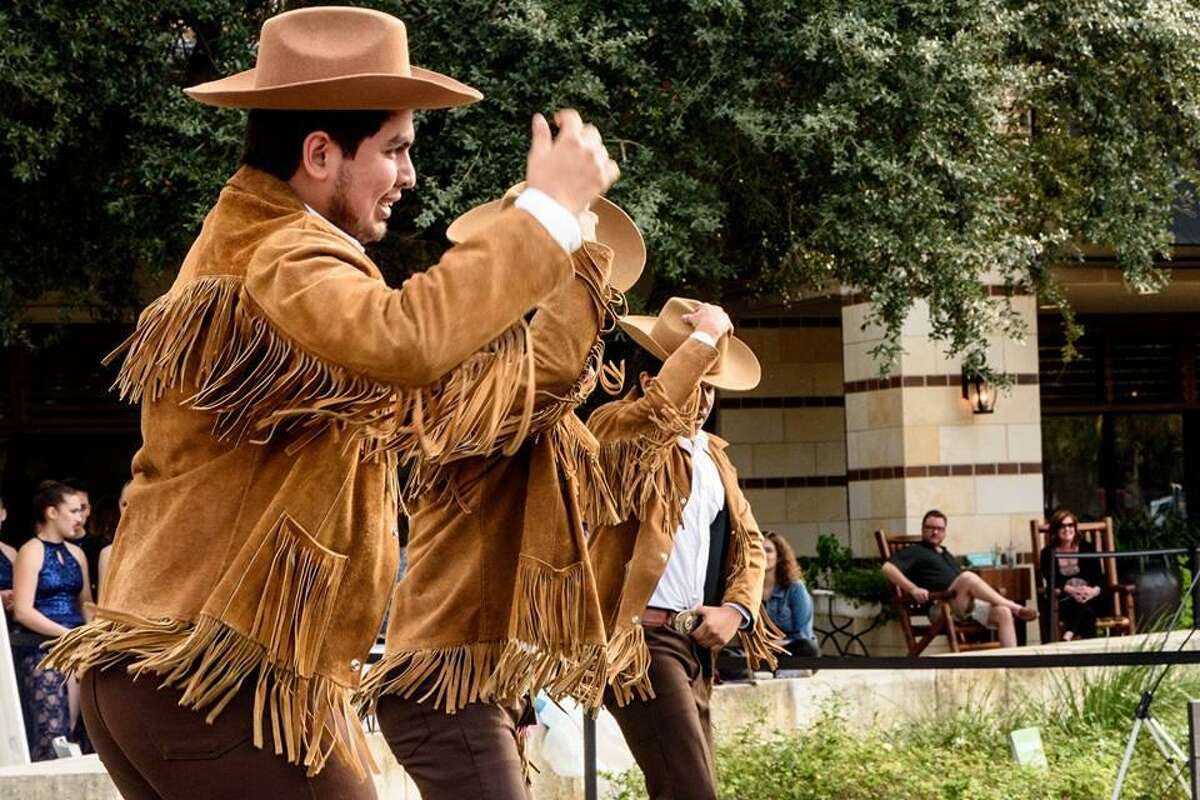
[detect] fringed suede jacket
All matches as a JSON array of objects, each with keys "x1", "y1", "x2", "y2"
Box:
[
  {"x1": 356, "y1": 243, "x2": 622, "y2": 717},
  {"x1": 586, "y1": 338, "x2": 784, "y2": 705},
  {"x1": 43, "y1": 166, "x2": 575, "y2": 777}
]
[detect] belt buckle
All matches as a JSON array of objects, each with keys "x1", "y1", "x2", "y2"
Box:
[{"x1": 671, "y1": 609, "x2": 700, "y2": 636}]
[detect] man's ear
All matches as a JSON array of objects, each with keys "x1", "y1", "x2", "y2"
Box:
[{"x1": 299, "y1": 131, "x2": 337, "y2": 181}]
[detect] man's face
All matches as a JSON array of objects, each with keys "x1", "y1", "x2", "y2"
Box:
[
  {"x1": 327, "y1": 111, "x2": 416, "y2": 244},
  {"x1": 921, "y1": 515, "x2": 947, "y2": 547},
  {"x1": 696, "y1": 384, "x2": 716, "y2": 430}
]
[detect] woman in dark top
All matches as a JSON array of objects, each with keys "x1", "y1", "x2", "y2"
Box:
[
  {"x1": 1039, "y1": 508, "x2": 1105, "y2": 641},
  {"x1": 762, "y1": 531, "x2": 818, "y2": 657},
  {"x1": 1, "y1": 496, "x2": 15, "y2": 615},
  {"x1": 12, "y1": 481, "x2": 93, "y2": 760}
]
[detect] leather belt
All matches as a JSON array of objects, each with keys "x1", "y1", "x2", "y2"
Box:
[{"x1": 641, "y1": 606, "x2": 700, "y2": 636}]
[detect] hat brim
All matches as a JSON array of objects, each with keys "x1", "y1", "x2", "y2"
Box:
[
  {"x1": 185, "y1": 66, "x2": 482, "y2": 110},
  {"x1": 618, "y1": 316, "x2": 762, "y2": 392},
  {"x1": 447, "y1": 194, "x2": 645, "y2": 292}
]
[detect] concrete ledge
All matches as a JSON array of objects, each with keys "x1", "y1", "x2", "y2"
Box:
[{"x1": 0, "y1": 633, "x2": 1189, "y2": 799}]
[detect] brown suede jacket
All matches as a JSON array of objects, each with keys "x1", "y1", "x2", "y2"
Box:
[
  {"x1": 356, "y1": 244, "x2": 619, "y2": 717},
  {"x1": 43, "y1": 166, "x2": 573, "y2": 776},
  {"x1": 586, "y1": 339, "x2": 783, "y2": 704}
]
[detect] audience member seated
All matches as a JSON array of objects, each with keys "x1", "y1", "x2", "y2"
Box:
[
  {"x1": 12, "y1": 481, "x2": 93, "y2": 760},
  {"x1": 96, "y1": 479, "x2": 131, "y2": 602},
  {"x1": 880, "y1": 509, "x2": 1036, "y2": 649},
  {"x1": 1, "y1": 496, "x2": 14, "y2": 615},
  {"x1": 762, "y1": 530, "x2": 819, "y2": 658},
  {"x1": 1039, "y1": 508, "x2": 1104, "y2": 641}
]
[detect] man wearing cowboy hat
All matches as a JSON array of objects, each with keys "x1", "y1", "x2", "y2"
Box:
[
  {"x1": 43, "y1": 6, "x2": 620, "y2": 798},
  {"x1": 587, "y1": 298, "x2": 783, "y2": 800},
  {"x1": 357, "y1": 182, "x2": 644, "y2": 798}
]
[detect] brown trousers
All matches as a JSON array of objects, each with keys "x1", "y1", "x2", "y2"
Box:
[
  {"x1": 81, "y1": 665, "x2": 375, "y2": 800},
  {"x1": 376, "y1": 689, "x2": 528, "y2": 800},
  {"x1": 605, "y1": 625, "x2": 717, "y2": 800}
]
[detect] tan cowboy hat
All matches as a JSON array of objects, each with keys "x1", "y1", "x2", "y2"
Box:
[
  {"x1": 619, "y1": 297, "x2": 761, "y2": 391},
  {"x1": 185, "y1": 7, "x2": 481, "y2": 110},
  {"x1": 446, "y1": 183, "x2": 646, "y2": 292}
]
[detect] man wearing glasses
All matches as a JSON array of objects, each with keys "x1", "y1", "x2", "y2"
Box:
[{"x1": 881, "y1": 509, "x2": 1038, "y2": 648}]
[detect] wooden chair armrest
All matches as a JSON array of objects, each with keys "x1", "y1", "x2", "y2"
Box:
[{"x1": 929, "y1": 590, "x2": 957, "y2": 601}]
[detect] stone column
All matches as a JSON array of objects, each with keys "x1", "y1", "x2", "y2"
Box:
[{"x1": 841, "y1": 295, "x2": 1044, "y2": 558}]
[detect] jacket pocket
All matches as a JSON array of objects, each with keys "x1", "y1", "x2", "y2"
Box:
[{"x1": 239, "y1": 512, "x2": 349, "y2": 676}]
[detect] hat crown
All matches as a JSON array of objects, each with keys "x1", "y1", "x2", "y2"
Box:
[
  {"x1": 651, "y1": 298, "x2": 729, "y2": 361},
  {"x1": 254, "y1": 7, "x2": 411, "y2": 89}
]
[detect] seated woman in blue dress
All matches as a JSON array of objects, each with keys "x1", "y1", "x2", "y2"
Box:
[
  {"x1": 762, "y1": 530, "x2": 819, "y2": 658},
  {"x1": 1, "y1": 495, "x2": 15, "y2": 615},
  {"x1": 12, "y1": 481, "x2": 93, "y2": 760}
]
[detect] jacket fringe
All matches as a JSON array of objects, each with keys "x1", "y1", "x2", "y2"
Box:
[
  {"x1": 604, "y1": 624, "x2": 654, "y2": 706},
  {"x1": 592, "y1": 382, "x2": 698, "y2": 534},
  {"x1": 725, "y1": 521, "x2": 788, "y2": 670},
  {"x1": 108, "y1": 275, "x2": 542, "y2": 465},
  {"x1": 41, "y1": 515, "x2": 370, "y2": 777},
  {"x1": 356, "y1": 556, "x2": 608, "y2": 716},
  {"x1": 549, "y1": 411, "x2": 620, "y2": 528},
  {"x1": 42, "y1": 613, "x2": 373, "y2": 778}
]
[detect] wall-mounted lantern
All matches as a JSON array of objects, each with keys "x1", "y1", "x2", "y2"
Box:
[{"x1": 962, "y1": 369, "x2": 997, "y2": 414}]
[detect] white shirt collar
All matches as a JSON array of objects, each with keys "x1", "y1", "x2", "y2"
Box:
[
  {"x1": 304, "y1": 204, "x2": 366, "y2": 253},
  {"x1": 677, "y1": 429, "x2": 710, "y2": 455}
]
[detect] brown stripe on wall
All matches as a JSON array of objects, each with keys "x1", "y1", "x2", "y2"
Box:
[
  {"x1": 841, "y1": 285, "x2": 1031, "y2": 306},
  {"x1": 735, "y1": 316, "x2": 841, "y2": 329},
  {"x1": 843, "y1": 373, "x2": 1039, "y2": 394},
  {"x1": 738, "y1": 475, "x2": 849, "y2": 489},
  {"x1": 845, "y1": 462, "x2": 1042, "y2": 482},
  {"x1": 719, "y1": 396, "x2": 845, "y2": 409}
]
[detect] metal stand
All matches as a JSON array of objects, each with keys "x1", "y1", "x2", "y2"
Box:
[
  {"x1": 1112, "y1": 690, "x2": 1190, "y2": 799},
  {"x1": 1111, "y1": 548, "x2": 1200, "y2": 800}
]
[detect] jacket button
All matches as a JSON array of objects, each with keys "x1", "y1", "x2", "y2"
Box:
[
  {"x1": 659, "y1": 552, "x2": 669, "y2": 562},
  {"x1": 349, "y1": 659, "x2": 362, "y2": 672},
  {"x1": 631, "y1": 615, "x2": 640, "y2": 624}
]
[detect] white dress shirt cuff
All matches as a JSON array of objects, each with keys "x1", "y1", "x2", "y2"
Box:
[
  {"x1": 514, "y1": 188, "x2": 582, "y2": 254},
  {"x1": 689, "y1": 330, "x2": 718, "y2": 349},
  {"x1": 725, "y1": 602, "x2": 752, "y2": 630}
]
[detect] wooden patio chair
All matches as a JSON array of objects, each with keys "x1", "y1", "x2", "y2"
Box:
[
  {"x1": 1030, "y1": 516, "x2": 1136, "y2": 641},
  {"x1": 875, "y1": 530, "x2": 1000, "y2": 655}
]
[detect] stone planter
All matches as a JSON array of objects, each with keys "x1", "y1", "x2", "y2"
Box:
[{"x1": 829, "y1": 593, "x2": 882, "y2": 620}]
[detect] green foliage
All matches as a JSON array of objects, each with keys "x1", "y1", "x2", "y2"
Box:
[
  {"x1": 829, "y1": 566, "x2": 890, "y2": 603},
  {"x1": 812, "y1": 532, "x2": 854, "y2": 576},
  {"x1": 806, "y1": 532, "x2": 890, "y2": 605},
  {"x1": 6, "y1": 1, "x2": 1200, "y2": 370},
  {"x1": 1115, "y1": 507, "x2": 1200, "y2": 552},
  {"x1": 611, "y1": 666, "x2": 1200, "y2": 799}
]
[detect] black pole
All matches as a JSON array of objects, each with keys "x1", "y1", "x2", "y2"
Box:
[
  {"x1": 1048, "y1": 547, "x2": 1058, "y2": 643},
  {"x1": 584, "y1": 712, "x2": 597, "y2": 800},
  {"x1": 1191, "y1": 547, "x2": 1200, "y2": 631},
  {"x1": 1189, "y1": 699, "x2": 1200, "y2": 799}
]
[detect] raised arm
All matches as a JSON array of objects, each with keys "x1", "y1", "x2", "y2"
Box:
[{"x1": 245, "y1": 209, "x2": 572, "y2": 388}]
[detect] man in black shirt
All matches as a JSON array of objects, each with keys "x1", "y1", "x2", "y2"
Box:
[{"x1": 881, "y1": 509, "x2": 1037, "y2": 647}]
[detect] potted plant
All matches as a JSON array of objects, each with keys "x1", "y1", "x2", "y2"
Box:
[
  {"x1": 807, "y1": 534, "x2": 890, "y2": 619},
  {"x1": 1114, "y1": 508, "x2": 1195, "y2": 630}
]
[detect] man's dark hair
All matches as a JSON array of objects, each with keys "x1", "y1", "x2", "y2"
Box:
[
  {"x1": 921, "y1": 509, "x2": 947, "y2": 528},
  {"x1": 627, "y1": 345, "x2": 663, "y2": 397},
  {"x1": 241, "y1": 109, "x2": 393, "y2": 182}
]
